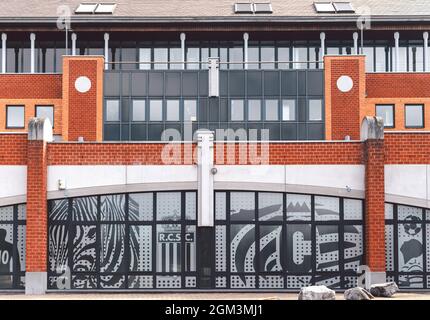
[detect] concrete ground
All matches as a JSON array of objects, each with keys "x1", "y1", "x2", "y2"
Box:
[{"x1": 0, "y1": 292, "x2": 430, "y2": 300}]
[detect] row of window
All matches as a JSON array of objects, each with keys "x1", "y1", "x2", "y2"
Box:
[
  {"x1": 1, "y1": 38, "x2": 429, "y2": 72},
  {"x1": 105, "y1": 98, "x2": 323, "y2": 123},
  {"x1": 4, "y1": 105, "x2": 54, "y2": 129},
  {"x1": 376, "y1": 104, "x2": 425, "y2": 128}
]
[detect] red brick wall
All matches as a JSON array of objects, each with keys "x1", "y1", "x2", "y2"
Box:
[
  {"x1": 26, "y1": 140, "x2": 48, "y2": 272},
  {"x1": 385, "y1": 133, "x2": 430, "y2": 164},
  {"x1": 64, "y1": 57, "x2": 104, "y2": 142},
  {"x1": 325, "y1": 56, "x2": 365, "y2": 141},
  {"x1": 0, "y1": 74, "x2": 62, "y2": 99},
  {"x1": 0, "y1": 134, "x2": 27, "y2": 164},
  {"x1": 364, "y1": 139, "x2": 386, "y2": 272},
  {"x1": 367, "y1": 73, "x2": 430, "y2": 98},
  {"x1": 47, "y1": 142, "x2": 363, "y2": 165}
]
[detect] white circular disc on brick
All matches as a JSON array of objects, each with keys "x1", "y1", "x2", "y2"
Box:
[
  {"x1": 336, "y1": 75, "x2": 353, "y2": 93},
  {"x1": 75, "y1": 76, "x2": 91, "y2": 93}
]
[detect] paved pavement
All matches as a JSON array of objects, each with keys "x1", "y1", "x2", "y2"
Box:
[{"x1": 0, "y1": 292, "x2": 430, "y2": 300}]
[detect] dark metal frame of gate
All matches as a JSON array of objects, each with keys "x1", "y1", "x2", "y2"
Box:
[
  {"x1": 0, "y1": 203, "x2": 26, "y2": 290},
  {"x1": 213, "y1": 191, "x2": 365, "y2": 290},
  {"x1": 47, "y1": 191, "x2": 198, "y2": 290},
  {"x1": 385, "y1": 203, "x2": 430, "y2": 289}
]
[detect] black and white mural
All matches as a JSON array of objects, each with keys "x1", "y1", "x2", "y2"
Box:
[
  {"x1": 215, "y1": 192, "x2": 364, "y2": 289},
  {"x1": 385, "y1": 204, "x2": 430, "y2": 289},
  {"x1": 0, "y1": 204, "x2": 26, "y2": 290},
  {"x1": 48, "y1": 192, "x2": 197, "y2": 290}
]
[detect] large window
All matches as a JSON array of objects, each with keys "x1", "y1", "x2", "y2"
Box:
[
  {"x1": 6, "y1": 105, "x2": 25, "y2": 128},
  {"x1": 376, "y1": 104, "x2": 394, "y2": 128},
  {"x1": 309, "y1": 100, "x2": 323, "y2": 121},
  {"x1": 405, "y1": 104, "x2": 424, "y2": 128},
  {"x1": 231, "y1": 100, "x2": 244, "y2": 121},
  {"x1": 132, "y1": 100, "x2": 146, "y2": 121},
  {"x1": 149, "y1": 100, "x2": 163, "y2": 121},
  {"x1": 35, "y1": 105, "x2": 54, "y2": 127}
]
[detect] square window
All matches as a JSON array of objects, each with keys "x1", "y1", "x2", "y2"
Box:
[
  {"x1": 282, "y1": 100, "x2": 296, "y2": 121},
  {"x1": 309, "y1": 99, "x2": 322, "y2": 121},
  {"x1": 166, "y1": 100, "x2": 180, "y2": 121},
  {"x1": 149, "y1": 100, "x2": 163, "y2": 121},
  {"x1": 6, "y1": 105, "x2": 25, "y2": 128},
  {"x1": 376, "y1": 104, "x2": 394, "y2": 128},
  {"x1": 132, "y1": 100, "x2": 146, "y2": 121},
  {"x1": 106, "y1": 100, "x2": 120, "y2": 122},
  {"x1": 35, "y1": 105, "x2": 54, "y2": 128},
  {"x1": 265, "y1": 100, "x2": 279, "y2": 121},
  {"x1": 248, "y1": 100, "x2": 261, "y2": 121},
  {"x1": 184, "y1": 100, "x2": 197, "y2": 122},
  {"x1": 405, "y1": 104, "x2": 424, "y2": 128},
  {"x1": 231, "y1": 100, "x2": 244, "y2": 121}
]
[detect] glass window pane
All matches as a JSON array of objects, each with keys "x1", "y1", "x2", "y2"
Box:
[
  {"x1": 277, "y1": 47, "x2": 291, "y2": 69},
  {"x1": 248, "y1": 46, "x2": 259, "y2": 69},
  {"x1": 363, "y1": 47, "x2": 374, "y2": 72},
  {"x1": 265, "y1": 100, "x2": 278, "y2": 121},
  {"x1": 157, "y1": 192, "x2": 181, "y2": 221},
  {"x1": 139, "y1": 48, "x2": 151, "y2": 70},
  {"x1": 293, "y1": 47, "x2": 307, "y2": 69},
  {"x1": 315, "y1": 196, "x2": 340, "y2": 221},
  {"x1": 154, "y1": 48, "x2": 168, "y2": 70},
  {"x1": 166, "y1": 100, "x2": 180, "y2": 121},
  {"x1": 286, "y1": 194, "x2": 311, "y2": 221},
  {"x1": 230, "y1": 192, "x2": 255, "y2": 221},
  {"x1": 156, "y1": 224, "x2": 182, "y2": 273},
  {"x1": 231, "y1": 100, "x2": 244, "y2": 121},
  {"x1": 248, "y1": 100, "x2": 261, "y2": 121},
  {"x1": 309, "y1": 99, "x2": 322, "y2": 121},
  {"x1": 376, "y1": 105, "x2": 394, "y2": 127},
  {"x1": 6, "y1": 106, "x2": 24, "y2": 128},
  {"x1": 405, "y1": 104, "x2": 424, "y2": 127},
  {"x1": 100, "y1": 194, "x2": 126, "y2": 221},
  {"x1": 261, "y1": 46, "x2": 275, "y2": 69},
  {"x1": 106, "y1": 100, "x2": 120, "y2": 122},
  {"x1": 184, "y1": 100, "x2": 197, "y2": 122},
  {"x1": 129, "y1": 193, "x2": 153, "y2": 221},
  {"x1": 282, "y1": 100, "x2": 296, "y2": 121},
  {"x1": 229, "y1": 46, "x2": 243, "y2": 70},
  {"x1": 149, "y1": 100, "x2": 163, "y2": 121},
  {"x1": 132, "y1": 100, "x2": 146, "y2": 121},
  {"x1": 375, "y1": 46, "x2": 387, "y2": 72},
  {"x1": 186, "y1": 47, "x2": 199, "y2": 70},
  {"x1": 258, "y1": 193, "x2": 283, "y2": 221},
  {"x1": 36, "y1": 106, "x2": 54, "y2": 127},
  {"x1": 129, "y1": 225, "x2": 152, "y2": 271},
  {"x1": 169, "y1": 47, "x2": 182, "y2": 70}
]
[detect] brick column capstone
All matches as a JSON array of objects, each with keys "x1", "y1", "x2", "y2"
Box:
[{"x1": 25, "y1": 117, "x2": 52, "y2": 294}]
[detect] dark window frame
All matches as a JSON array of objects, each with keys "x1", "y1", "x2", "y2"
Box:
[
  {"x1": 6, "y1": 105, "x2": 25, "y2": 129},
  {"x1": 404, "y1": 104, "x2": 425, "y2": 129},
  {"x1": 375, "y1": 104, "x2": 395, "y2": 129}
]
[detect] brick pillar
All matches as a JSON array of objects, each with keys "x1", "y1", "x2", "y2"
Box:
[
  {"x1": 62, "y1": 56, "x2": 104, "y2": 142},
  {"x1": 324, "y1": 55, "x2": 366, "y2": 141},
  {"x1": 25, "y1": 118, "x2": 52, "y2": 294},
  {"x1": 361, "y1": 116, "x2": 386, "y2": 285}
]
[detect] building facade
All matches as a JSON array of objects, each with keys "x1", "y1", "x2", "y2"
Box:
[{"x1": 0, "y1": 0, "x2": 430, "y2": 293}]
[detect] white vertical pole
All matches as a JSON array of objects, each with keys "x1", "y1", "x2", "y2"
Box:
[
  {"x1": 180, "y1": 32, "x2": 186, "y2": 70},
  {"x1": 30, "y1": 33, "x2": 36, "y2": 73},
  {"x1": 197, "y1": 130, "x2": 214, "y2": 227},
  {"x1": 243, "y1": 32, "x2": 249, "y2": 69},
  {"x1": 353, "y1": 32, "x2": 359, "y2": 55},
  {"x1": 104, "y1": 33, "x2": 109, "y2": 70},
  {"x1": 394, "y1": 32, "x2": 400, "y2": 72},
  {"x1": 2, "y1": 33, "x2": 7, "y2": 73},
  {"x1": 320, "y1": 32, "x2": 326, "y2": 62},
  {"x1": 71, "y1": 33, "x2": 77, "y2": 56},
  {"x1": 424, "y1": 32, "x2": 428, "y2": 72}
]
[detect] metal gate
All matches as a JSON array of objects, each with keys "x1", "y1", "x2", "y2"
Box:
[{"x1": 48, "y1": 190, "x2": 364, "y2": 290}]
